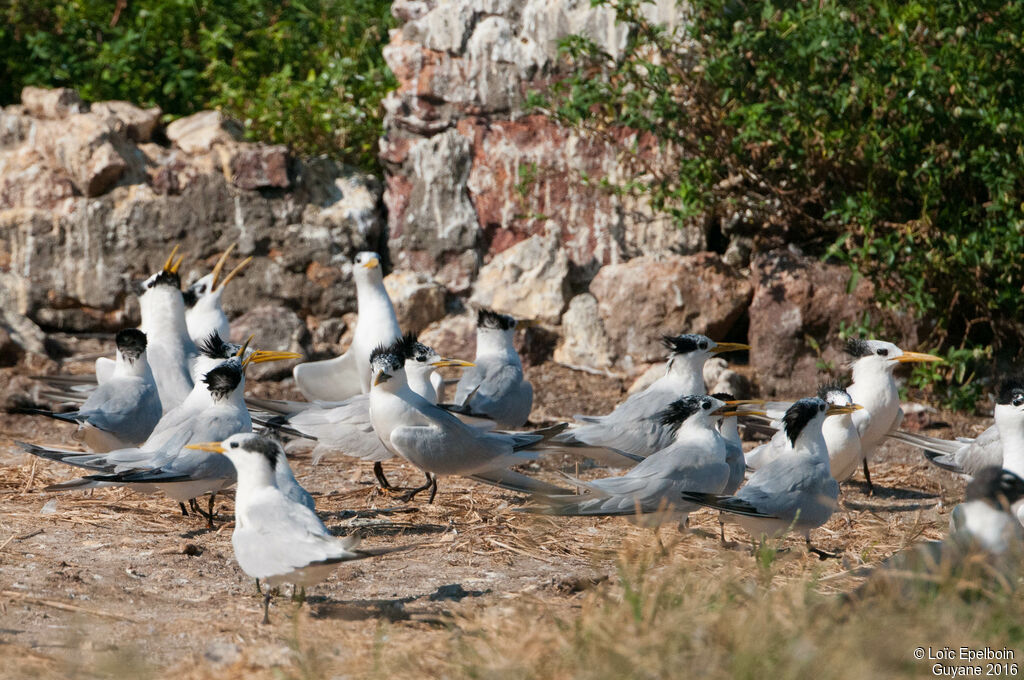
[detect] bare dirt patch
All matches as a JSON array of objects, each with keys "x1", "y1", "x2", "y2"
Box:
[{"x1": 0, "y1": 359, "x2": 974, "y2": 678}]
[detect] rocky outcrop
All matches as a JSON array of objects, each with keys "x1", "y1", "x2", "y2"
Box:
[
  {"x1": 229, "y1": 305, "x2": 309, "y2": 380},
  {"x1": 469, "y1": 232, "x2": 569, "y2": 324},
  {"x1": 381, "y1": 0, "x2": 701, "y2": 291},
  {"x1": 384, "y1": 270, "x2": 448, "y2": 333},
  {"x1": 556, "y1": 253, "x2": 751, "y2": 372},
  {"x1": 0, "y1": 88, "x2": 384, "y2": 339},
  {"x1": 746, "y1": 248, "x2": 916, "y2": 396}
]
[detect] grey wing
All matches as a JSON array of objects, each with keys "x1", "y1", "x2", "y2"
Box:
[
  {"x1": 738, "y1": 460, "x2": 838, "y2": 520},
  {"x1": 388, "y1": 420, "x2": 525, "y2": 476},
  {"x1": 78, "y1": 377, "x2": 160, "y2": 441},
  {"x1": 560, "y1": 385, "x2": 677, "y2": 456},
  {"x1": 454, "y1": 365, "x2": 485, "y2": 405},
  {"x1": 293, "y1": 350, "x2": 362, "y2": 402},
  {"x1": 287, "y1": 396, "x2": 390, "y2": 462},
  {"x1": 464, "y1": 361, "x2": 532, "y2": 426},
  {"x1": 961, "y1": 425, "x2": 1002, "y2": 476}
]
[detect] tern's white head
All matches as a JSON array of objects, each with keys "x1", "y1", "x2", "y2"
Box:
[
  {"x1": 371, "y1": 335, "x2": 472, "y2": 395},
  {"x1": 657, "y1": 394, "x2": 735, "y2": 438},
  {"x1": 844, "y1": 338, "x2": 942, "y2": 375},
  {"x1": 475, "y1": 308, "x2": 521, "y2": 355},
  {"x1": 782, "y1": 397, "x2": 862, "y2": 452},
  {"x1": 994, "y1": 378, "x2": 1024, "y2": 432},
  {"x1": 402, "y1": 333, "x2": 474, "y2": 400},
  {"x1": 183, "y1": 245, "x2": 252, "y2": 313},
  {"x1": 353, "y1": 251, "x2": 385, "y2": 288},
  {"x1": 662, "y1": 333, "x2": 749, "y2": 379},
  {"x1": 188, "y1": 433, "x2": 282, "y2": 488}
]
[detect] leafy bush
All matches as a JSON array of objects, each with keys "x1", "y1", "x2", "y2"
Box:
[
  {"x1": 0, "y1": 0, "x2": 395, "y2": 169},
  {"x1": 540, "y1": 0, "x2": 1024, "y2": 405}
]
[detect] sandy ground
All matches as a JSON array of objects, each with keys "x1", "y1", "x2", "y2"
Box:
[{"x1": 0, "y1": 359, "x2": 979, "y2": 678}]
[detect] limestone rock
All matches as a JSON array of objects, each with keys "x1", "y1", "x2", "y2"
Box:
[
  {"x1": 90, "y1": 101, "x2": 162, "y2": 142},
  {"x1": 703, "y1": 357, "x2": 751, "y2": 400},
  {"x1": 384, "y1": 270, "x2": 447, "y2": 333},
  {"x1": 48, "y1": 113, "x2": 132, "y2": 196},
  {"x1": 746, "y1": 248, "x2": 914, "y2": 396},
  {"x1": 220, "y1": 143, "x2": 290, "y2": 190},
  {"x1": 469, "y1": 232, "x2": 569, "y2": 324},
  {"x1": 588, "y1": 253, "x2": 752, "y2": 369},
  {"x1": 418, "y1": 313, "x2": 477, "y2": 367},
  {"x1": 21, "y1": 87, "x2": 84, "y2": 119},
  {"x1": 553, "y1": 293, "x2": 614, "y2": 371},
  {"x1": 229, "y1": 305, "x2": 309, "y2": 381},
  {"x1": 165, "y1": 111, "x2": 243, "y2": 155}
]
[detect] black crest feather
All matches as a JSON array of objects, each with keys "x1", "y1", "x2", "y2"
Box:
[
  {"x1": 370, "y1": 340, "x2": 406, "y2": 372},
  {"x1": 657, "y1": 395, "x2": 710, "y2": 434},
  {"x1": 202, "y1": 364, "x2": 242, "y2": 399},
  {"x1": 844, "y1": 337, "x2": 872, "y2": 358},
  {"x1": 816, "y1": 381, "x2": 850, "y2": 402},
  {"x1": 198, "y1": 332, "x2": 233, "y2": 359},
  {"x1": 115, "y1": 329, "x2": 147, "y2": 358},
  {"x1": 477, "y1": 309, "x2": 515, "y2": 331},
  {"x1": 235, "y1": 435, "x2": 280, "y2": 471},
  {"x1": 783, "y1": 398, "x2": 825, "y2": 446},
  {"x1": 661, "y1": 334, "x2": 709, "y2": 355},
  {"x1": 710, "y1": 392, "x2": 734, "y2": 402},
  {"x1": 148, "y1": 269, "x2": 181, "y2": 290},
  {"x1": 967, "y1": 467, "x2": 1024, "y2": 506},
  {"x1": 182, "y1": 287, "x2": 198, "y2": 308},
  {"x1": 997, "y1": 376, "x2": 1024, "y2": 406}
]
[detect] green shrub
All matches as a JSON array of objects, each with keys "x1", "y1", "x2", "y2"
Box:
[
  {"x1": 540, "y1": 0, "x2": 1024, "y2": 406},
  {"x1": 0, "y1": 0, "x2": 395, "y2": 170}
]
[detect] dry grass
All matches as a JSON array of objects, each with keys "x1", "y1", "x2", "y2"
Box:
[{"x1": 0, "y1": 361, "x2": 1016, "y2": 679}]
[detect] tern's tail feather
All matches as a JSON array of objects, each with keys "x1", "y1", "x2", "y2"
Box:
[
  {"x1": 468, "y1": 469, "x2": 573, "y2": 496},
  {"x1": 678, "y1": 492, "x2": 780, "y2": 519},
  {"x1": 922, "y1": 449, "x2": 965, "y2": 474},
  {"x1": 336, "y1": 535, "x2": 420, "y2": 560},
  {"x1": 253, "y1": 415, "x2": 316, "y2": 441},
  {"x1": 245, "y1": 396, "x2": 309, "y2": 417},
  {"x1": 16, "y1": 441, "x2": 114, "y2": 472},
  {"x1": 887, "y1": 430, "x2": 965, "y2": 456},
  {"x1": 44, "y1": 477, "x2": 117, "y2": 492},
  {"x1": 12, "y1": 408, "x2": 82, "y2": 426}
]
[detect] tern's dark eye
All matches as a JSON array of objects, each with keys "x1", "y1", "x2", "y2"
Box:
[
  {"x1": 1014, "y1": 395, "x2": 1024, "y2": 407},
  {"x1": 230, "y1": 441, "x2": 239, "y2": 449},
  {"x1": 876, "y1": 348, "x2": 888, "y2": 357},
  {"x1": 702, "y1": 401, "x2": 711, "y2": 410},
  {"x1": 819, "y1": 403, "x2": 826, "y2": 412},
  {"x1": 699, "y1": 341, "x2": 708, "y2": 350}
]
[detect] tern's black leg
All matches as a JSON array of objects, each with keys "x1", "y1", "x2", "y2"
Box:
[
  {"x1": 262, "y1": 591, "x2": 272, "y2": 625},
  {"x1": 426, "y1": 474, "x2": 438, "y2": 504},
  {"x1": 190, "y1": 494, "x2": 216, "y2": 528},
  {"x1": 806, "y1": 538, "x2": 839, "y2": 560},
  {"x1": 291, "y1": 585, "x2": 306, "y2": 603},
  {"x1": 373, "y1": 461, "x2": 392, "y2": 490},
  {"x1": 398, "y1": 472, "x2": 435, "y2": 503},
  {"x1": 254, "y1": 578, "x2": 262, "y2": 595},
  {"x1": 862, "y1": 459, "x2": 874, "y2": 496},
  {"x1": 718, "y1": 513, "x2": 727, "y2": 543},
  {"x1": 179, "y1": 502, "x2": 189, "y2": 517},
  {"x1": 189, "y1": 498, "x2": 201, "y2": 514}
]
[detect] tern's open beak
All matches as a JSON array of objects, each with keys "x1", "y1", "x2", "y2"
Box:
[
  {"x1": 209, "y1": 244, "x2": 236, "y2": 290},
  {"x1": 430, "y1": 359, "x2": 475, "y2": 368},
  {"x1": 218, "y1": 256, "x2": 252, "y2": 291},
  {"x1": 827, "y1": 404, "x2": 864, "y2": 416},
  {"x1": 249, "y1": 350, "x2": 303, "y2": 364},
  {"x1": 363, "y1": 258, "x2": 380, "y2": 269},
  {"x1": 373, "y1": 372, "x2": 391, "y2": 386},
  {"x1": 723, "y1": 399, "x2": 764, "y2": 406},
  {"x1": 236, "y1": 334, "x2": 255, "y2": 359},
  {"x1": 710, "y1": 342, "x2": 750, "y2": 354},
  {"x1": 162, "y1": 244, "x2": 181, "y2": 273},
  {"x1": 894, "y1": 351, "x2": 943, "y2": 364},
  {"x1": 185, "y1": 441, "x2": 225, "y2": 454},
  {"x1": 712, "y1": 407, "x2": 764, "y2": 418}
]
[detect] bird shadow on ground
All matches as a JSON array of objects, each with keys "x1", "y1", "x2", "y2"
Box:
[
  {"x1": 327, "y1": 521, "x2": 450, "y2": 538},
  {"x1": 309, "y1": 583, "x2": 490, "y2": 623},
  {"x1": 844, "y1": 482, "x2": 938, "y2": 501},
  {"x1": 843, "y1": 500, "x2": 939, "y2": 513}
]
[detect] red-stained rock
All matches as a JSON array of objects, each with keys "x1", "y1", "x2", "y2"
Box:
[{"x1": 222, "y1": 144, "x2": 291, "y2": 190}]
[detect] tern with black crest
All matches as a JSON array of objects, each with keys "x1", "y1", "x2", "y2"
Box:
[{"x1": 183, "y1": 244, "x2": 253, "y2": 344}]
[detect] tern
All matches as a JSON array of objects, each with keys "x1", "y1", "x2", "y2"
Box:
[
  {"x1": 745, "y1": 382, "x2": 863, "y2": 482},
  {"x1": 523, "y1": 395, "x2": 744, "y2": 530},
  {"x1": 367, "y1": 338, "x2": 572, "y2": 502},
  {"x1": 681, "y1": 397, "x2": 861, "y2": 558},
  {"x1": 552, "y1": 334, "x2": 750, "y2": 457},
  {"x1": 21, "y1": 329, "x2": 161, "y2": 452},
  {"x1": 183, "y1": 244, "x2": 253, "y2": 344},
  {"x1": 18, "y1": 343, "x2": 302, "y2": 523},
  {"x1": 293, "y1": 251, "x2": 402, "y2": 401},
  {"x1": 447, "y1": 309, "x2": 533, "y2": 427},
  {"x1": 253, "y1": 334, "x2": 473, "y2": 490},
  {"x1": 842, "y1": 338, "x2": 942, "y2": 492},
  {"x1": 889, "y1": 377, "x2": 1024, "y2": 481},
  {"x1": 187, "y1": 433, "x2": 408, "y2": 623}
]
